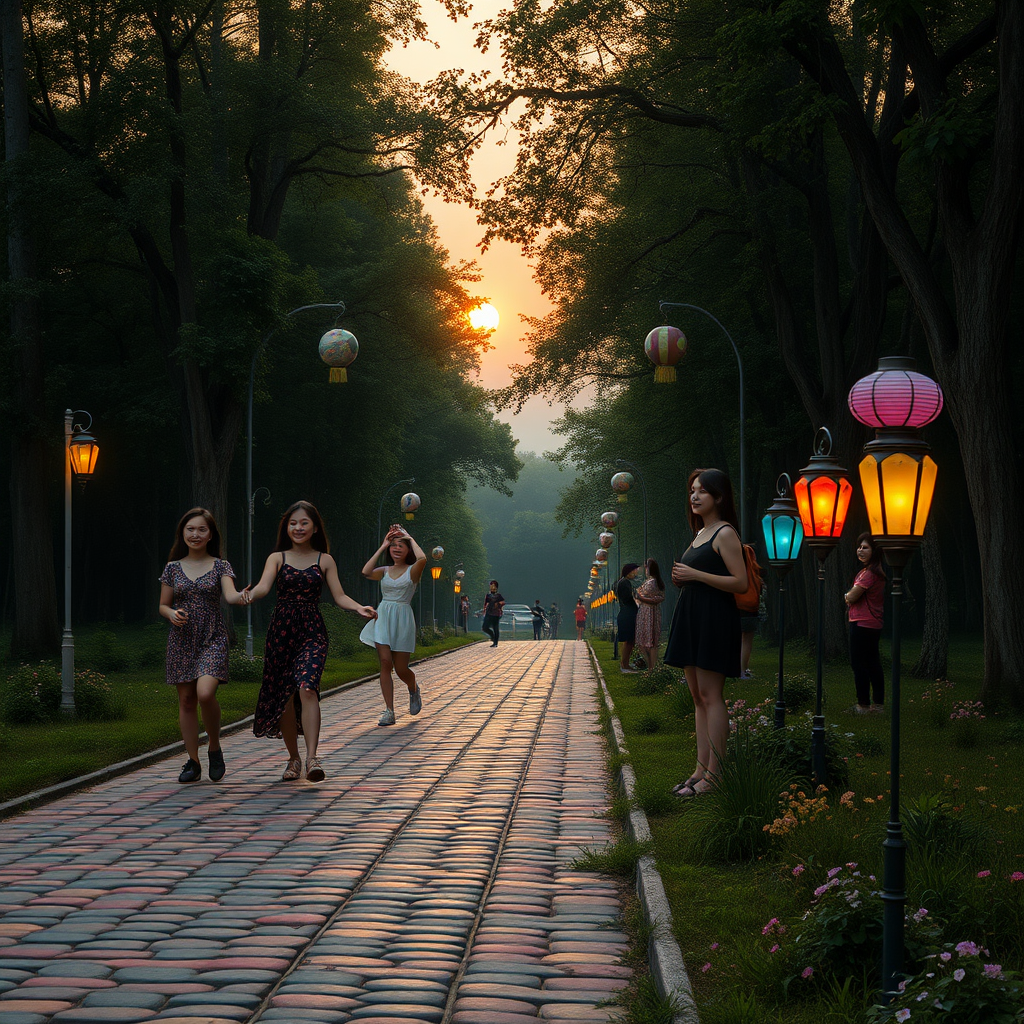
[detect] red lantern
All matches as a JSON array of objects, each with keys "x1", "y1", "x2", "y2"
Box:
[
  {"x1": 644, "y1": 326, "x2": 687, "y2": 383},
  {"x1": 794, "y1": 428, "x2": 852, "y2": 557}
]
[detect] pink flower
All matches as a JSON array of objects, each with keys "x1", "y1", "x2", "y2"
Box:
[
  {"x1": 827, "y1": 866, "x2": 843, "y2": 878},
  {"x1": 792, "y1": 864, "x2": 805, "y2": 876},
  {"x1": 701, "y1": 962, "x2": 711, "y2": 973},
  {"x1": 939, "y1": 952, "x2": 952, "y2": 962},
  {"x1": 977, "y1": 870, "x2": 991, "y2": 878},
  {"x1": 983, "y1": 964, "x2": 1003, "y2": 979},
  {"x1": 895, "y1": 1010, "x2": 911, "y2": 1022},
  {"x1": 762, "y1": 917, "x2": 780, "y2": 935},
  {"x1": 846, "y1": 861, "x2": 858, "y2": 869},
  {"x1": 1010, "y1": 872, "x2": 1024, "y2": 882},
  {"x1": 953, "y1": 968, "x2": 965, "y2": 982},
  {"x1": 769, "y1": 944, "x2": 780, "y2": 953},
  {"x1": 801, "y1": 966, "x2": 814, "y2": 979},
  {"x1": 710, "y1": 942, "x2": 719, "y2": 950},
  {"x1": 898, "y1": 980, "x2": 907, "y2": 992},
  {"x1": 955, "y1": 941, "x2": 980, "y2": 957}
]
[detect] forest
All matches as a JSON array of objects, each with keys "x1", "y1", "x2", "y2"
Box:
[{"x1": 2, "y1": 1, "x2": 1022, "y2": 703}]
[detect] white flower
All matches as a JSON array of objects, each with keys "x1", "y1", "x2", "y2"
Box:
[{"x1": 953, "y1": 968, "x2": 965, "y2": 982}]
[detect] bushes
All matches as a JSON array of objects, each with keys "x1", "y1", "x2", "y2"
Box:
[
  {"x1": 228, "y1": 650, "x2": 264, "y2": 683},
  {"x1": 1, "y1": 663, "x2": 122, "y2": 723},
  {"x1": 745, "y1": 718, "x2": 852, "y2": 790}
]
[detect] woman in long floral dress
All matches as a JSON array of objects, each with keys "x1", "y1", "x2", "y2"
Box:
[
  {"x1": 634, "y1": 558, "x2": 666, "y2": 670},
  {"x1": 244, "y1": 501, "x2": 376, "y2": 783}
]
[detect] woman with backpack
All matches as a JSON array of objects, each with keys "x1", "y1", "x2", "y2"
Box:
[
  {"x1": 845, "y1": 532, "x2": 886, "y2": 714},
  {"x1": 665, "y1": 468, "x2": 748, "y2": 798}
]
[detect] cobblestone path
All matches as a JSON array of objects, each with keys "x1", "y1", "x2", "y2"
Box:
[{"x1": 0, "y1": 640, "x2": 629, "y2": 1023}]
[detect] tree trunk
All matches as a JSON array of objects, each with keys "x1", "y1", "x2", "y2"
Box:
[
  {"x1": 3, "y1": 0, "x2": 59, "y2": 657},
  {"x1": 911, "y1": 520, "x2": 948, "y2": 679}
]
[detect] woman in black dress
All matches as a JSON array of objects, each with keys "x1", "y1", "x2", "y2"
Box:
[
  {"x1": 616, "y1": 563, "x2": 641, "y2": 673},
  {"x1": 665, "y1": 469, "x2": 748, "y2": 796}
]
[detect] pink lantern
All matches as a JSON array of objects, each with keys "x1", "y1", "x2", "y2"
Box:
[
  {"x1": 644, "y1": 326, "x2": 687, "y2": 383},
  {"x1": 599, "y1": 531, "x2": 614, "y2": 549},
  {"x1": 848, "y1": 356, "x2": 943, "y2": 429},
  {"x1": 601, "y1": 511, "x2": 619, "y2": 529},
  {"x1": 595, "y1": 549, "x2": 608, "y2": 562}
]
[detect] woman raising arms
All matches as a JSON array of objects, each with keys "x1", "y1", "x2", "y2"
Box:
[
  {"x1": 245, "y1": 501, "x2": 376, "y2": 782},
  {"x1": 665, "y1": 469, "x2": 748, "y2": 797}
]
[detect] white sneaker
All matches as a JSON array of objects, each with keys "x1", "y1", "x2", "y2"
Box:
[{"x1": 378, "y1": 707, "x2": 396, "y2": 726}]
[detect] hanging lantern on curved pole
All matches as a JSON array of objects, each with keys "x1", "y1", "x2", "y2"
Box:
[
  {"x1": 849, "y1": 356, "x2": 943, "y2": 1006},
  {"x1": 400, "y1": 492, "x2": 421, "y2": 520},
  {"x1": 601, "y1": 511, "x2": 619, "y2": 529},
  {"x1": 318, "y1": 328, "x2": 358, "y2": 382},
  {"x1": 643, "y1": 325, "x2": 687, "y2": 382},
  {"x1": 794, "y1": 427, "x2": 851, "y2": 788},
  {"x1": 610, "y1": 471, "x2": 633, "y2": 503}
]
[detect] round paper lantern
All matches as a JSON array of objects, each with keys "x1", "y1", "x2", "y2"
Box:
[
  {"x1": 601, "y1": 511, "x2": 619, "y2": 529},
  {"x1": 319, "y1": 329, "x2": 358, "y2": 383},
  {"x1": 599, "y1": 531, "x2": 615, "y2": 549},
  {"x1": 848, "y1": 355, "x2": 943, "y2": 429},
  {"x1": 611, "y1": 472, "x2": 633, "y2": 503},
  {"x1": 432, "y1": 546, "x2": 444, "y2": 560},
  {"x1": 455, "y1": 568, "x2": 465, "y2": 579},
  {"x1": 644, "y1": 325, "x2": 687, "y2": 382},
  {"x1": 595, "y1": 549, "x2": 608, "y2": 562},
  {"x1": 400, "y1": 492, "x2": 420, "y2": 520}
]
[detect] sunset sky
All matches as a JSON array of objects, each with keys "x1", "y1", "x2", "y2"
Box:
[{"x1": 387, "y1": 0, "x2": 567, "y2": 456}]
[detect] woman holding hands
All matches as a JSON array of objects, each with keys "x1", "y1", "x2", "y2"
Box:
[
  {"x1": 245, "y1": 501, "x2": 376, "y2": 782},
  {"x1": 665, "y1": 469, "x2": 748, "y2": 797},
  {"x1": 360, "y1": 526, "x2": 427, "y2": 726}
]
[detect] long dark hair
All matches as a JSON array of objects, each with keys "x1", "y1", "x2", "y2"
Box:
[
  {"x1": 686, "y1": 468, "x2": 740, "y2": 535},
  {"x1": 274, "y1": 500, "x2": 329, "y2": 553},
  {"x1": 168, "y1": 508, "x2": 221, "y2": 561},
  {"x1": 645, "y1": 558, "x2": 664, "y2": 590},
  {"x1": 855, "y1": 532, "x2": 884, "y2": 575}
]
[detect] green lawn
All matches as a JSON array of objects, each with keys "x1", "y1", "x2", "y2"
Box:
[
  {"x1": 0, "y1": 619, "x2": 479, "y2": 805},
  {"x1": 591, "y1": 634, "x2": 1024, "y2": 1023}
]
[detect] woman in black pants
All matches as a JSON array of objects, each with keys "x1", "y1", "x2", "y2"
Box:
[
  {"x1": 616, "y1": 563, "x2": 640, "y2": 673},
  {"x1": 845, "y1": 533, "x2": 886, "y2": 714}
]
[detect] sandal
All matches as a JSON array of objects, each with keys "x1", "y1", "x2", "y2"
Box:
[
  {"x1": 671, "y1": 775, "x2": 703, "y2": 798},
  {"x1": 281, "y1": 757, "x2": 302, "y2": 781}
]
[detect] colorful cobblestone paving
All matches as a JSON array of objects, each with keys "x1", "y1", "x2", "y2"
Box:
[{"x1": 0, "y1": 640, "x2": 629, "y2": 1023}]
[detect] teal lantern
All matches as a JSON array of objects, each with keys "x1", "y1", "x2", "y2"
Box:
[{"x1": 761, "y1": 474, "x2": 804, "y2": 570}]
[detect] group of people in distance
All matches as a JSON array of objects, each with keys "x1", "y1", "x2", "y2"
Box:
[
  {"x1": 603, "y1": 466, "x2": 887, "y2": 800},
  {"x1": 159, "y1": 502, "x2": 426, "y2": 786}
]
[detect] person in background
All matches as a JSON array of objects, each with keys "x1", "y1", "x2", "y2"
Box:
[
  {"x1": 159, "y1": 508, "x2": 247, "y2": 784},
  {"x1": 531, "y1": 599, "x2": 546, "y2": 640},
  {"x1": 616, "y1": 563, "x2": 641, "y2": 673},
  {"x1": 460, "y1": 593, "x2": 471, "y2": 633},
  {"x1": 479, "y1": 580, "x2": 505, "y2": 647},
  {"x1": 665, "y1": 469, "x2": 747, "y2": 798},
  {"x1": 634, "y1": 558, "x2": 666, "y2": 670},
  {"x1": 574, "y1": 598, "x2": 587, "y2": 640},
  {"x1": 549, "y1": 601, "x2": 560, "y2": 639},
  {"x1": 845, "y1": 532, "x2": 886, "y2": 714}
]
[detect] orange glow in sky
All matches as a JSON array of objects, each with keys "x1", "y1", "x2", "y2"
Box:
[
  {"x1": 386, "y1": 1, "x2": 566, "y2": 454},
  {"x1": 468, "y1": 303, "x2": 500, "y2": 331}
]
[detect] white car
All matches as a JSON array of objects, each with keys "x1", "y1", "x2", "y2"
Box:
[{"x1": 500, "y1": 604, "x2": 536, "y2": 632}]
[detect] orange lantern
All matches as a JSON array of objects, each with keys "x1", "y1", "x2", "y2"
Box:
[{"x1": 794, "y1": 428, "x2": 851, "y2": 557}]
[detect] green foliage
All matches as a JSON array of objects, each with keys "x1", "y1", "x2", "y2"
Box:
[
  {"x1": 669, "y1": 680, "x2": 696, "y2": 719},
  {"x1": 780, "y1": 674, "x2": 815, "y2": 715},
  {"x1": 903, "y1": 793, "x2": 990, "y2": 859},
  {"x1": 853, "y1": 732, "x2": 886, "y2": 757},
  {"x1": 916, "y1": 679, "x2": 957, "y2": 729},
  {"x1": 571, "y1": 835, "x2": 652, "y2": 878},
  {"x1": 228, "y1": 651, "x2": 264, "y2": 684},
  {"x1": 322, "y1": 608, "x2": 365, "y2": 658},
  {"x1": 636, "y1": 713, "x2": 661, "y2": 734},
  {"x1": 2, "y1": 663, "x2": 61, "y2": 724},
  {"x1": 895, "y1": 99, "x2": 993, "y2": 168},
  {"x1": 81, "y1": 630, "x2": 131, "y2": 674},
  {"x1": 72, "y1": 670, "x2": 124, "y2": 722},
  {"x1": 633, "y1": 664, "x2": 679, "y2": 697},
  {"x1": 745, "y1": 719, "x2": 852, "y2": 790}
]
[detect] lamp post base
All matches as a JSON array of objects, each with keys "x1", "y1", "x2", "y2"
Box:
[{"x1": 60, "y1": 628, "x2": 76, "y2": 716}]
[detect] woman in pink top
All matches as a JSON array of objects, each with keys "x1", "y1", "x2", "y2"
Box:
[{"x1": 844, "y1": 533, "x2": 886, "y2": 714}]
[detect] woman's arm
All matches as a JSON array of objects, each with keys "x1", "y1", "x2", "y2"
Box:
[
  {"x1": 402, "y1": 532, "x2": 429, "y2": 585},
  {"x1": 245, "y1": 552, "x2": 284, "y2": 602},
  {"x1": 322, "y1": 554, "x2": 377, "y2": 619},
  {"x1": 672, "y1": 527, "x2": 748, "y2": 593},
  {"x1": 159, "y1": 583, "x2": 186, "y2": 626},
  {"x1": 845, "y1": 583, "x2": 867, "y2": 605},
  {"x1": 361, "y1": 540, "x2": 389, "y2": 580},
  {"x1": 220, "y1": 571, "x2": 247, "y2": 606}
]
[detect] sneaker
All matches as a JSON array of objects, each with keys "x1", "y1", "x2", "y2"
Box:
[
  {"x1": 852, "y1": 705, "x2": 871, "y2": 715},
  {"x1": 305, "y1": 756, "x2": 325, "y2": 782},
  {"x1": 208, "y1": 748, "x2": 225, "y2": 782},
  {"x1": 378, "y1": 707, "x2": 396, "y2": 727},
  {"x1": 409, "y1": 687, "x2": 422, "y2": 716},
  {"x1": 869, "y1": 704, "x2": 885, "y2": 714},
  {"x1": 740, "y1": 670, "x2": 754, "y2": 679},
  {"x1": 282, "y1": 757, "x2": 302, "y2": 781},
  {"x1": 178, "y1": 758, "x2": 201, "y2": 784}
]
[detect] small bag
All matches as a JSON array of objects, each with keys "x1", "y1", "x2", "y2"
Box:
[{"x1": 735, "y1": 544, "x2": 762, "y2": 614}]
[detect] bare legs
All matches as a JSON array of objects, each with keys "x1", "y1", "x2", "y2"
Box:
[
  {"x1": 619, "y1": 640, "x2": 635, "y2": 671},
  {"x1": 377, "y1": 644, "x2": 416, "y2": 711},
  {"x1": 641, "y1": 645, "x2": 658, "y2": 670},
  {"x1": 279, "y1": 687, "x2": 321, "y2": 761},
  {"x1": 176, "y1": 676, "x2": 222, "y2": 761},
  {"x1": 740, "y1": 630, "x2": 754, "y2": 677},
  {"x1": 686, "y1": 666, "x2": 728, "y2": 789}
]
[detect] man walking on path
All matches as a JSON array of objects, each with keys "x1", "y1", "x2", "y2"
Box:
[
  {"x1": 479, "y1": 579, "x2": 504, "y2": 646},
  {"x1": 531, "y1": 598, "x2": 547, "y2": 640}
]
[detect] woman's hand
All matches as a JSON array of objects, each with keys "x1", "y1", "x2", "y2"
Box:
[
  {"x1": 357, "y1": 605, "x2": 377, "y2": 620},
  {"x1": 671, "y1": 561, "x2": 696, "y2": 585},
  {"x1": 170, "y1": 608, "x2": 188, "y2": 627}
]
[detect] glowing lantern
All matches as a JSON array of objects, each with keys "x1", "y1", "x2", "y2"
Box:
[
  {"x1": 430, "y1": 565, "x2": 442, "y2": 580},
  {"x1": 455, "y1": 569, "x2": 465, "y2": 579},
  {"x1": 611, "y1": 471, "x2": 633, "y2": 503},
  {"x1": 400, "y1": 493, "x2": 420, "y2": 520},
  {"x1": 849, "y1": 356, "x2": 942, "y2": 546},
  {"x1": 599, "y1": 531, "x2": 615, "y2": 549},
  {"x1": 794, "y1": 428, "x2": 852, "y2": 555},
  {"x1": 590, "y1": 567, "x2": 599, "y2": 577},
  {"x1": 318, "y1": 329, "x2": 358, "y2": 383},
  {"x1": 644, "y1": 325, "x2": 687, "y2": 382},
  {"x1": 601, "y1": 511, "x2": 619, "y2": 529},
  {"x1": 454, "y1": 579, "x2": 461, "y2": 593},
  {"x1": 761, "y1": 474, "x2": 804, "y2": 569},
  {"x1": 69, "y1": 425, "x2": 100, "y2": 481},
  {"x1": 595, "y1": 549, "x2": 608, "y2": 563},
  {"x1": 432, "y1": 546, "x2": 444, "y2": 560}
]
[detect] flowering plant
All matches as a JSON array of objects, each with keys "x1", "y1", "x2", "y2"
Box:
[
  {"x1": 950, "y1": 700, "x2": 985, "y2": 749},
  {"x1": 867, "y1": 941, "x2": 1024, "y2": 1022}
]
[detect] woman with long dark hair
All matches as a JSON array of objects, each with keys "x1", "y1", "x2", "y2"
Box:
[
  {"x1": 616, "y1": 563, "x2": 641, "y2": 673},
  {"x1": 245, "y1": 501, "x2": 376, "y2": 782},
  {"x1": 159, "y1": 508, "x2": 247, "y2": 783},
  {"x1": 845, "y1": 532, "x2": 886, "y2": 714},
  {"x1": 666, "y1": 469, "x2": 747, "y2": 797},
  {"x1": 634, "y1": 558, "x2": 666, "y2": 670}
]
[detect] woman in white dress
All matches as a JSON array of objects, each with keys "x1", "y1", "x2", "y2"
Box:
[{"x1": 360, "y1": 525, "x2": 427, "y2": 725}]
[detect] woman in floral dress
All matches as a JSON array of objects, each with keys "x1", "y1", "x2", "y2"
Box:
[
  {"x1": 245, "y1": 501, "x2": 376, "y2": 783},
  {"x1": 634, "y1": 558, "x2": 666, "y2": 670},
  {"x1": 159, "y1": 508, "x2": 247, "y2": 784}
]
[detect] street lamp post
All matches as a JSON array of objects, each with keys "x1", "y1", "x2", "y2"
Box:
[
  {"x1": 62, "y1": 410, "x2": 100, "y2": 715},
  {"x1": 452, "y1": 562, "x2": 464, "y2": 630},
  {"x1": 246, "y1": 301, "x2": 347, "y2": 656},
  {"x1": 849, "y1": 356, "x2": 943, "y2": 1003},
  {"x1": 794, "y1": 428, "x2": 852, "y2": 785},
  {"x1": 614, "y1": 459, "x2": 647, "y2": 566},
  {"x1": 658, "y1": 301, "x2": 747, "y2": 539},
  {"x1": 761, "y1": 474, "x2": 805, "y2": 729}
]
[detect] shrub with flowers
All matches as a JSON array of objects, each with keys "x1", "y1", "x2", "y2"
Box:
[
  {"x1": 763, "y1": 783, "x2": 832, "y2": 838},
  {"x1": 949, "y1": 700, "x2": 985, "y2": 749},
  {"x1": 2, "y1": 662, "x2": 61, "y2": 723},
  {"x1": 727, "y1": 697, "x2": 773, "y2": 732},
  {"x1": 867, "y1": 941, "x2": 1024, "y2": 1022},
  {"x1": 916, "y1": 679, "x2": 956, "y2": 729}
]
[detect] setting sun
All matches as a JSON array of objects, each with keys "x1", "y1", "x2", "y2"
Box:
[{"x1": 468, "y1": 303, "x2": 500, "y2": 331}]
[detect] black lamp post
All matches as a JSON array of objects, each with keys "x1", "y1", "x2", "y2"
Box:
[
  {"x1": 761, "y1": 473, "x2": 805, "y2": 729},
  {"x1": 794, "y1": 428, "x2": 853, "y2": 785},
  {"x1": 849, "y1": 356, "x2": 943, "y2": 1002}
]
